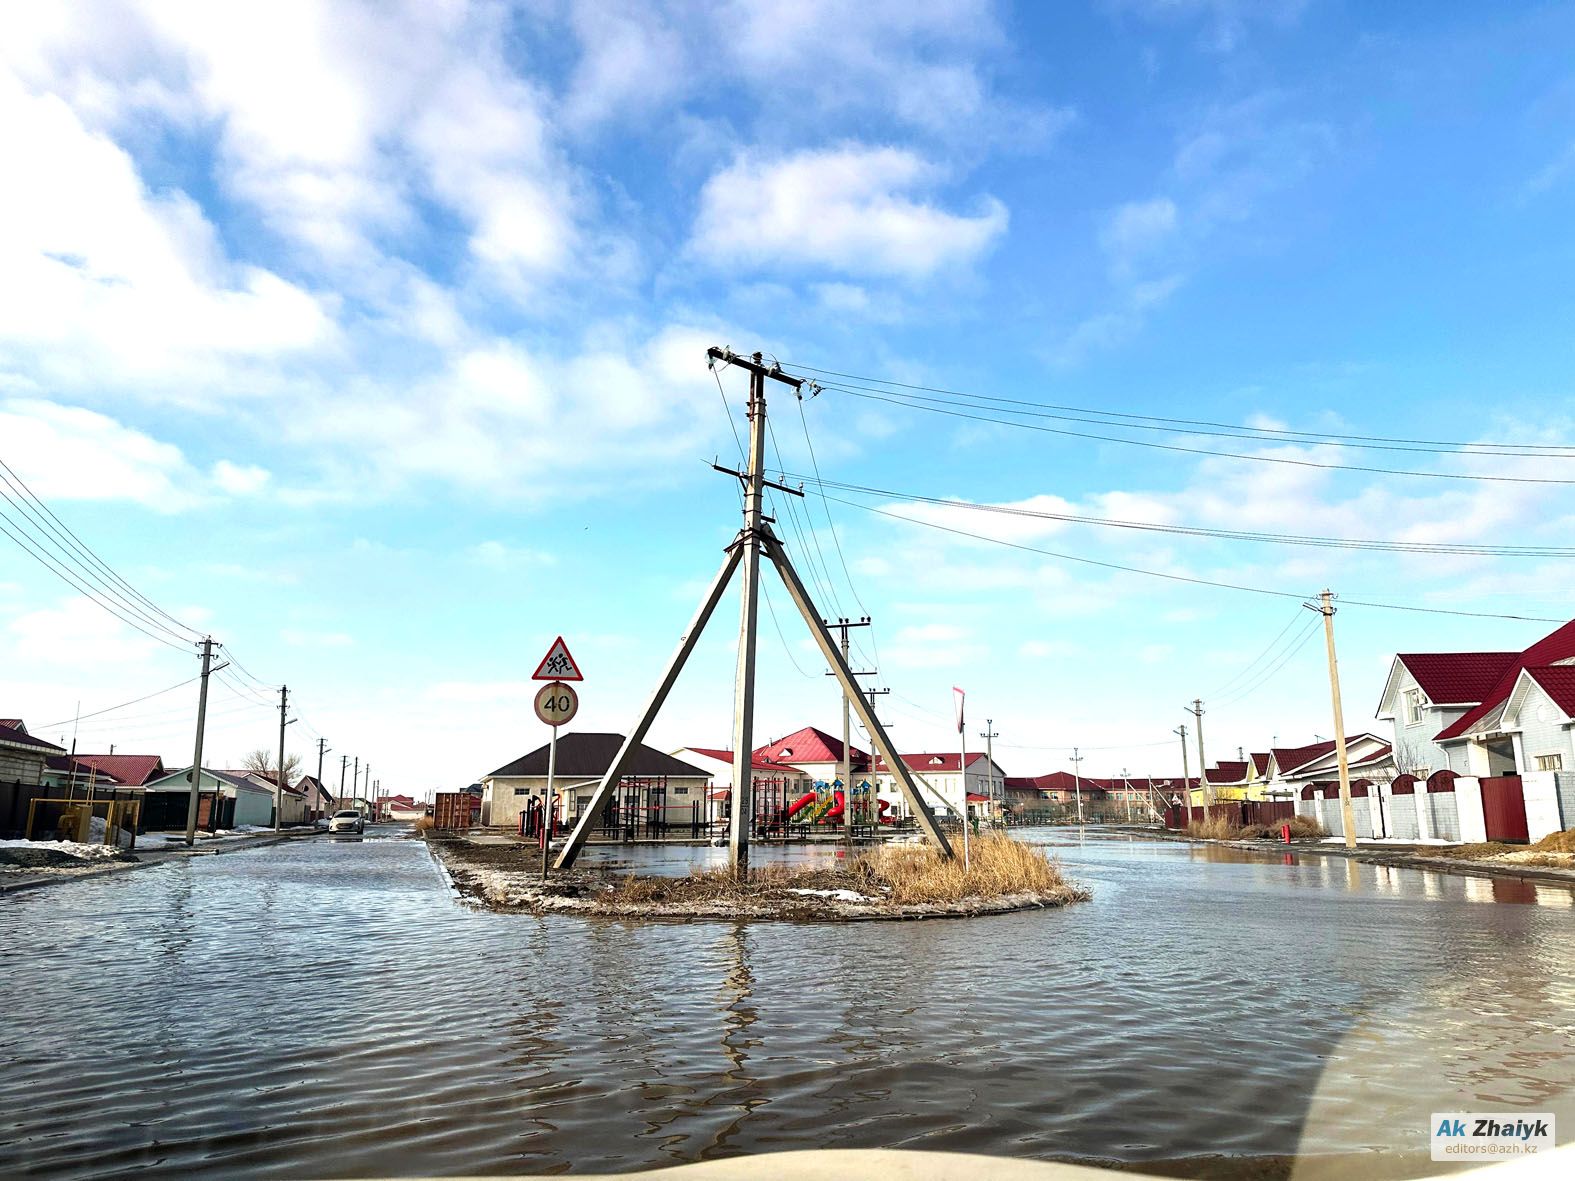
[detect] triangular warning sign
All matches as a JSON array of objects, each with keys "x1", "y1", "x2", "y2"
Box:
[{"x1": 531, "y1": 636, "x2": 583, "y2": 682}]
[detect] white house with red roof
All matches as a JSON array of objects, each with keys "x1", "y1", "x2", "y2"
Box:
[
  {"x1": 870, "y1": 750, "x2": 1004, "y2": 820},
  {"x1": 750, "y1": 726, "x2": 869, "y2": 786},
  {"x1": 671, "y1": 747, "x2": 811, "y2": 794},
  {"x1": 1498, "y1": 667, "x2": 1575, "y2": 776},
  {"x1": 1376, "y1": 618, "x2": 1575, "y2": 778}
]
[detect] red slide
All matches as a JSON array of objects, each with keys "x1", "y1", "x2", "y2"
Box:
[
  {"x1": 878, "y1": 798, "x2": 893, "y2": 824},
  {"x1": 785, "y1": 791, "x2": 818, "y2": 821},
  {"x1": 823, "y1": 790, "x2": 846, "y2": 822}
]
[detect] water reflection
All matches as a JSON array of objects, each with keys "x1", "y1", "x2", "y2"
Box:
[{"x1": 1, "y1": 832, "x2": 1572, "y2": 1180}]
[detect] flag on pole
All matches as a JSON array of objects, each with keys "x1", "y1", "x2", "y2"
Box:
[{"x1": 953, "y1": 686, "x2": 965, "y2": 734}]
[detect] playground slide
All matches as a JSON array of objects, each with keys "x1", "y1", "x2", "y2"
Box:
[
  {"x1": 785, "y1": 791, "x2": 818, "y2": 820},
  {"x1": 878, "y1": 798, "x2": 893, "y2": 824},
  {"x1": 823, "y1": 790, "x2": 846, "y2": 822}
]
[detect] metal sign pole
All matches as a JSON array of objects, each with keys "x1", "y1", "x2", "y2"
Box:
[{"x1": 542, "y1": 722, "x2": 558, "y2": 880}]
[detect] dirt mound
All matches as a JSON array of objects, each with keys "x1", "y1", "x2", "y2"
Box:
[{"x1": 1530, "y1": 828, "x2": 1575, "y2": 853}]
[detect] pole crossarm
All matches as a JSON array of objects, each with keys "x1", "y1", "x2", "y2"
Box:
[
  {"x1": 554, "y1": 544, "x2": 744, "y2": 870},
  {"x1": 762, "y1": 535, "x2": 953, "y2": 857},
  {"x1": 707, "y1": 346, "x2": 805, "y2": 389}
]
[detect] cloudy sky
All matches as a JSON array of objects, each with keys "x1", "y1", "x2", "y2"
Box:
[{"x1": 3, "y1": 1, "x2": 1574, "y2": 794}]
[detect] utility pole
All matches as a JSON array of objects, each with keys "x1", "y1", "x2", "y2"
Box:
[
  {"x1": 339, "y1": 754, "x2": 349, "y2": 810},
  {"x1": 1309, "y1": 589, "x2": 1357, "y2": 848},
  {"x1": 1174, "y1": 723, "x2": 1190, "y2": 820},
  {"x1": 1122, "y1": 767, "x2": 1132, "y2": 823},
  {"x1": 979, "y1": 720, "x2": 999, "y2": 827},
  {"x1": 1070, "y1": 747, "x2": 1084, "y2": 825},
  {"x1": 352, "y1": 756, "x2": 360, "y2": 808},
  {"x1": 1188, "y1": 700, "x2": 1213, "y2": 807},
  {"x1": 824, "y1": 616, "x2": 871, "y2": 841},
  {"x1": 274, "y1": 685, "x2": 288, "y2": 832},
  {"x1": 183, "y1": 637, "x2": 215, "y2": 846},
  {"x1": 366, "y1": 763, "x2": 373, "y2": 820},
  {"x1": 317, "y1": 736, "x2": 329, "y2": 782},
  {"x1": 552, "y1": 348, "x2": 952, "y2": 873},
  {"x1": 955, "y1": 689, "x2": 970, "y2": 869}
]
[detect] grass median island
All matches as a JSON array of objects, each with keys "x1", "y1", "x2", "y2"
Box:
[
  {"x1": 428, "y1": 831, "x2": 1090, "y2": 920},
  {"x1": 1185, "y1": 814, "x2": 1327, "y2": 841}
]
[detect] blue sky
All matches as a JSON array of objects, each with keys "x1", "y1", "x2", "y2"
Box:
[{"x1": 3, "y1": 1, "x2": 1574, "y2": 793}]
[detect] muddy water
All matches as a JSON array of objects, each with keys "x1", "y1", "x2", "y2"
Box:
[{"x1": 1, "y1": 829, "x2": 1571, "y2": 1178}]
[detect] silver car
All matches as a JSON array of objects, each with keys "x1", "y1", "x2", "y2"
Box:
[{"x1": 327, "y1": 809, "x2": 365, "y2": 835}]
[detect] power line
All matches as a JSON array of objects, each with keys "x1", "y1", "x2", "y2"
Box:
[
  {"x1": 36, "y1": 675, "x2": 201, "y2": 728},
  {"x1": 1205, "y1": 607, "x2": 1307, "y2": 699},
  {"x1": 781, "y1": 360, "x2": 1575, "y2": 456},
  {"x1": 1214, "y1": 616, "x2": 1325, "y2": 708},
  {"x1": 821, "y1": 383, "x2": 1575, "y2": 487},
  {"x1": 0, "y1": 454, "x2": 204, "y2": 640},
  {"x1": 821, "y1": 491, "x2": 1563, "y2": 623},
  {"x1": 772, "y1": 471, "x2": 1575, "y2": 558}
]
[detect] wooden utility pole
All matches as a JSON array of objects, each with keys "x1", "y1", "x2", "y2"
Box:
[
  {"x1": 1188, "y1": 700, "x2": 1213, "y2": 807},
  {"x1": 979, "y1": 720, "x2": 999, "y2": 827},
  {"x1": 316, "y1": 736, "x2": 329, "y2": 783},
  {"x1": 824, "y1": 616, "x2": 871, "y2": 840},
  {"x1": 957, "y1": 691, "x2": 970, "y2": 869},
  {"x1": 553, "y1": 348, "x2": 953, "y2": 872},
  {"x1": 183, "y1": 637, "x2": 214, "y2": 846},
  {"x1": 1070, "y1": 747, "x2": 1084, "y2": 825},
  {"x1": 1174, "y1": 724, "x2": 1189, "y2": 820},
  {"x1": 352, "y1": 756, "x2": 359, "y2": 808},
  {"x1": 339, "y1": 754, "x2": 349, "y2": 810},
  {"x1": 1311, "y1": 590, "x2": 1358, "y2": 848},
  {"x1": 274, "y1": 685, "x2": 288, "y2": 832}
]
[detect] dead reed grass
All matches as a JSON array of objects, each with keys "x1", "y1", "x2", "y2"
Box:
[
  {"x1": 1530, "y1": 827, "x2": 1575, "y2": 854},
  {"x1": 597, "y1": 832, "x2": 1082, "y2": 908},
  {"x1": 1187, "y1": 814, "x2": 1327, "y2": 841}
]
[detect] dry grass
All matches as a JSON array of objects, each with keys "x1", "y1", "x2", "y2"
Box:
[
  {"x1": 1530, "y1": 827, "x2": 1575, "y2": 853},
  {"x1": 1429, "y1": 841, "x2": 1516, "y2": 860},
  {"x1": 593, "y1": 832, "x2": 1083, "y2": 908},
  {"x1": 412, "y1": 816, "x2": 435, "y2": 834},
  {"x1": 1187, "y1": 814, "x2": 1326, "y2": 841},
  {"x1": 861, "y1": 832, "x2": 1079, "y2": 904}
]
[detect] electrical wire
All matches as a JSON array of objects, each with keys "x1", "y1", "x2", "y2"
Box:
[
  {"x1": 1204, "y1": 607, "x2": 1307, "y2": 698},
  {"x1": 36, "y1": 676, "x2": 201, "y2": 729},
  {"x1": 820, "y1": 491, "x2": 1563, "y2": 623},
  {"x1": 821, "y1": 383, "x2": 1575, "y2": 487},
  {"x1": 769, "y1": 471, "x2": 1575, "y2": 558},
  {"x1": 781, "y1": 360, "x2": 1575, "y2": 456},
  {"x1": 1214, "y1": 616, "x2": 1325, "y2": 708}
]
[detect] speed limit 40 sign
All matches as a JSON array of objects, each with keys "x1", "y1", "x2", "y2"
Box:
[{"x1": 534, "y1": 681, "x2": 578, "y2": 727}]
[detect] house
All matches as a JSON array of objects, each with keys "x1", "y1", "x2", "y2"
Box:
[
  {"x1": 1266, "y1": 735, "x2": 1393, "y2": 799},
  {"x1": 0, "y1": 719, "x2": 67, "y2": 838},
  {"x1": 1498, "y1": 666, "x2": 1575, "y2": 775},
  {"x1": 869, "y1": 751, "x2": 1005, "y2": 820},
  {"x1": 72, "y1": 754, "x2": 166, "y2": 787},
  {"x1": 750, "y1": 726, "x2": 870, "y2": 785},
  {"x1": 42, "y1": 755, "x2": 126, "y2": 793},
  {"x1": 480, "y1": 732, "x2": 711, "y2": 830},
  {"x1": 1375, "y1": 650, "x2": 1520, "y2": 775},
  {"x1": 140, "y1": 766, "x2": 278, "y2": 829},
  {"x1": 672, "y1": 747, "x2": 812, "y2": 795},
  {"x1": 295, "y1": 774, "x2": 334, "y2": 819}
]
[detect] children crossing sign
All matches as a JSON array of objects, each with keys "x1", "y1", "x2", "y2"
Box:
[{"x1": 532, "y1": 636, "x2": 583, "y2": 682}]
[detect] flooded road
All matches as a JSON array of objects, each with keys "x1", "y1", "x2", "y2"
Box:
[{"x1": 1, "y1": 829, "x2": 1572, "y2": 1178}]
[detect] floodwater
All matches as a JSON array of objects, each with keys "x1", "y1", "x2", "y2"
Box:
[{"x1": 1, "y1": 829, "x2": 1572, "y2": 1179}]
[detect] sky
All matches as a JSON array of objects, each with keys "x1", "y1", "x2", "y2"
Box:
[{"x1": 3, "y1": 1, "x2": 1575, "y2": 796}]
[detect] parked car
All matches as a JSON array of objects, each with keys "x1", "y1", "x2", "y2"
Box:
[{"x1": 328, "y1": 809, "x2": 365, "y2": 835}]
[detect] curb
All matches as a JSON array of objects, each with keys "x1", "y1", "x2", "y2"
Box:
[{"x1": 0, "y1": 828, "x2": 325, "y2": 896}]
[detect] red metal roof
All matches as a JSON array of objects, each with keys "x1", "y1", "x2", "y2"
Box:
[
  {"x1": 1250, "y1": 752, "x2": 1271, "y2": 776},
  {"x1": 1522, "y1": 666, "x2": 1575, "y2": 717},
  {"x1": 752, "y1": 726, "x2": 868, "y2": 768},
  {"x1": 73, "y1": 754, "x2": 166, "y2": 787},
  {"x1": 683, "y1": 746, "x2": 785, "y2": 774},
  {"x1": 1207, "y1": 761, "x2": 1248, "y2": 783},
  {"x1": 1398, "y1": 651, "x2": 1519, "y2": 705},
  {"x1": 1436, "y1": 619, "x2": 1575, "y2": 741},
  {"x1": 1271, "y1": 740, "x2": 1337, "y2": 775}
]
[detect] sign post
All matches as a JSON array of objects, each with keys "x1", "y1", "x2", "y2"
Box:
[{"x1": 532, "y1": 638, "x2": 583, "y2": 879}]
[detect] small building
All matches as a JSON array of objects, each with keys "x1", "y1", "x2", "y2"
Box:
[
  {"x1": 481, "y1": 732, "x2": 711, "y2": 831},
  {"x1": 141, "y1": 766, "x2": 279, "y2": 829},
  {"x1": 0, "y1": 719, "x2": 67, "y2": 838},
  {"x1": 295, "y1": 774, "x2": 335, "y2": 820}
]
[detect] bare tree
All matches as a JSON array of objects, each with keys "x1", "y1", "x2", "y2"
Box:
[{"x1": 241, "y1": 749, "x2": 302, "y2": 785}]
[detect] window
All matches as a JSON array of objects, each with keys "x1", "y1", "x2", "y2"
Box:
[
  {"x1": 1535, "y1": 753, "x2": 1563, "y2": 771},
  {"x1": 1403, "y1": 688, "x2": 1423, "y2": 725},
  {"x1": 672, "y1": 786, "x2": 689, "y2": 796}
]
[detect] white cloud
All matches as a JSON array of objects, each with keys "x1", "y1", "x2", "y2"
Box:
[
  {"x1": 469, "y1": 541, "x2": 557, "y2": 571},
  {"x1": 6, "y1": 596, "x2": 163, "y2": 667},
  {"x1": 0, "y1": 399, "x2": 196, "y2": 511},
  {"x1": 211, "y1": 460, "x2": 270, "y2": 496},
  {"x1": 1100, "y1": 197, "x2": 1179, "y2": 269},
  {"x1": 690, "y1": 146, "x2": 1008, "y2": 279},
  {"x1": 0, "y1": 75, "x2": 336, "y2": 394}
]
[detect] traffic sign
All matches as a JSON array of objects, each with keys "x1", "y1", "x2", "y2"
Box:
[
  {"x1": 532, "y1": 636, "x2": 583, "y2": 682},
  {"x1": 534, "y1": 681, "x2": 578, "y2": 727}
]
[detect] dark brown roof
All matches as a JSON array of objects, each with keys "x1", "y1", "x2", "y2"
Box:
[
  {"x1": 0, "y1": 720, "x2": 65, "y2": 754},
  {"x1": 489, "y1": 733, "x2": 708, "y2": 780},
  {"x1": 73, "y1": 754, "x2": 166, "y2": 786}
]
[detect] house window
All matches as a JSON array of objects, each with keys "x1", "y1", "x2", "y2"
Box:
[
  {"x1": 1403, "y1": 689, "x2": 1423, "y2": 725},
  {"x1": 672, "y1": 786, "x2": 689, "y2": 796},
  {"x1": 1535, "y1": 754, "x2": 1563, "y2": 771}
]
